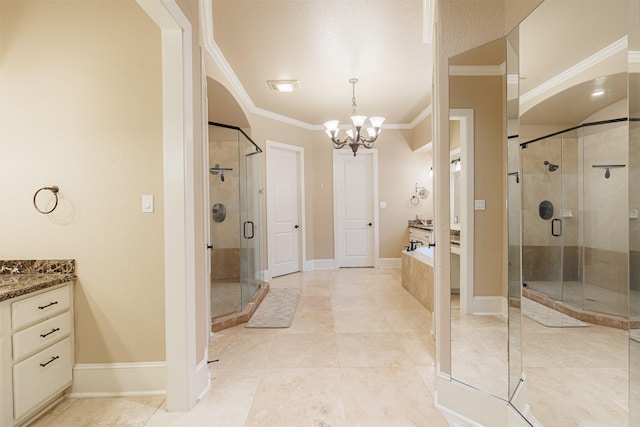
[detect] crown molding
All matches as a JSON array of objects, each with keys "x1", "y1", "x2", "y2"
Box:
[
  {"x1": 200, "y1": 0, "x2": 430, "y2": 132},
  {"x1": 520, "y1": 36, "x2": 627, "y2": 106}
]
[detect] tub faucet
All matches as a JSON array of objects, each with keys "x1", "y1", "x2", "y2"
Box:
[{"x1": 406, "y1": 240, "x2": 423, "y2": 252}]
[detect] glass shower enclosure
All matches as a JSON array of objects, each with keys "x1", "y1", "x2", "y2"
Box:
[
  {"x1": 520, "y1": 118, "x2": 629, "y2": 318},
  {"x1": 208, "y1": 122, "x2": 264, "y2": 320}
]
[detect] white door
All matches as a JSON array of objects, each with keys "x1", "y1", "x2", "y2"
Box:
[
  {"x1": 334, "y1": 151, "x2": 376, "y2": 267},
  {"x1": 267, "y1": 143, "x2": 302, "y2": 277}
]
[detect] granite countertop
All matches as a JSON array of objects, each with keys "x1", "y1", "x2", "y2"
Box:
[
  {"x1": 408, "y1": 220, "x2": 433, "y2": 230},
  {"x1": 0, "y1": 260, "x2": 76, "y2": 302}
]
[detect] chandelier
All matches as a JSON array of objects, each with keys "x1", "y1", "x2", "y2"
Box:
[{"x1": 323, "y1": 78, "x2": 385, "y2": 156}]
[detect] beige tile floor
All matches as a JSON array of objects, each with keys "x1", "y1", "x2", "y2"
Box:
[{"x1": 31, "y1": 268, "x2": 451, "y2": 427}]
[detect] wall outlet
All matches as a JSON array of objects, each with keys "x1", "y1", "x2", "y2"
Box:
[{"x1": 380, "y1": 201, "x2": 387, "y2": 209}]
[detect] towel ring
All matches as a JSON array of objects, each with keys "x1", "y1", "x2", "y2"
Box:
[
  {"x1": 410, "y1": 195, "x2": 420, "y2": 206},
  {"x1": 33, "y1": 186, "x2": 59, "y2": 214}
]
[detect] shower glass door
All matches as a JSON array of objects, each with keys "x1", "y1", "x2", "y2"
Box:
[
  {"x1": 521, "y1": 135, "x2": 565, "y2": 302},
  {"x1": 209, "y1": 123, "x2": 264, "y2": 320},
  {"x1": 239, "y1": 132, "x2": 263, "y2": 309}
]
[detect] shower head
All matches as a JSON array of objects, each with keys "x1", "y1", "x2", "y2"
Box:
[
  {"x1": 544, "y1": 160, "x2": 559, "y2": 172},
  {"x1": 209, "y1": 163, "x2": 233, "y2": 182}
]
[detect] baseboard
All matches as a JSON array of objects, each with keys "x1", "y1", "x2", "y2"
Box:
[
  {"x1": 378, "y1": 258, "x2": 401, "y2": 268},
  {"x1": 69, "y1": 362, "x2": 167, "y2": 397},
  {"x1": 195, "y1": 358, "x2": 210, "y2": 402},
  {"x1": 473, "y1": 296, "x2": 508, "y2": 317},
  {"x1": 435, "y1": 376, "x2": 510, "y2": 427},
  {"x1": 303, "y1": 260, "x2": 314, "y2": 272},
  {"x1": 312, "y1": 259, "x2": 337, "y2": 270}
]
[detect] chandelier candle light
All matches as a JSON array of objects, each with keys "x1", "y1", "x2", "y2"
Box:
[{"x1": 324, "y1": 78, "x2": 385, "y2": 156}]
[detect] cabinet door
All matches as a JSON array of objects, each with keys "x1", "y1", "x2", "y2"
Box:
[{"x1": 13, "y1": 337, "x2": 72, "y2": 420}]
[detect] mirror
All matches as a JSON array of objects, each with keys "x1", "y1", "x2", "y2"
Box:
[
  {"x1": 448, "y1": 38, "x2": 510, "y2": 400},
  {"x1": 629, "y1": 1, "x2": 640, "y2": 425},
  {"x1": 514, "y1": 0, "x2": 630, "y2": 424}
]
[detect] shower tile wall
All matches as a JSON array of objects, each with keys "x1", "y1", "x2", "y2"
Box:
[
  {"x1": 210, "y1": 138, "x2": 240, "y2": 281},
  {"x1": 522, "y1": 136, "x2": 581, "y2": 282},
  {"x1": 582, "y1": 123, "x2": 628, "y2": 297}
]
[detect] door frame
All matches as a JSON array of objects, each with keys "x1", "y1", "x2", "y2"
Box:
[
  {"x1": 450, "y1": 109, "x2": 474, "y2": 314},
  {"x1": 136, "y1": 0, "x2": 208, "y2": 411},
  {"x1": 266, "y1": 140, "x2": 306, "y2": 279},
  {"x1": 332, "y1": 149, "x2": 380, "y2": 268}
]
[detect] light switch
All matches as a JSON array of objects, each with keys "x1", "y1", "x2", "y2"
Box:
[
  {"x1": 142, "y1": 195, "x2": 154, "y2": 213},
  {"x1": 380, "y1": 201, "x2": 387, "y2": 209},
  {"x1": 474, "y1": 199, "x2": 486, "y2": 210}
]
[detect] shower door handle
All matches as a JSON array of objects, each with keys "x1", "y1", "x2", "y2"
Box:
[
  {"x1": 243, "y1": 221, "x2": 255, "y2": 239},
  {"x1": 551, "y1": 218, "x2": 562, "y2": 237}
]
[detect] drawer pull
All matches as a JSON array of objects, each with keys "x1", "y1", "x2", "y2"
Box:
[
  {"x1": 40, "y1": 328, "x2": 61, "y2": 338},
  {"x1": 38, "y1": 301, "x2": 59, "y2": 310},
  {"x1": 40, "y1": 355, "x2": 60, "y2": 368}
]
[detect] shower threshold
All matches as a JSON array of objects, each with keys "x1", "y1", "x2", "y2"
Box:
[
  {"x1": 522, "y1": 287, "x2": 631, "y2": 330},
  {"x1": 212, "y1": 282, "x2": 270, "y2": 332}
]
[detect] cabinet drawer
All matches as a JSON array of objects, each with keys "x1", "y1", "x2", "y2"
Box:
[
  {"x1": 13, "y1": 311, "x2": 71, "y2": 361},
  {"x1": 13, "y1": 337, "x2": 72, "y2": 420},
  {"x1": 12, "y1": 286, "x2": 70, "y2": 330},
  {"x1": 410, "y1": 228, "x2": 431, "y2": 243}
]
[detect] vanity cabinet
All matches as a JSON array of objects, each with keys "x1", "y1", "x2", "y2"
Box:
[
  {"x1": 1, "y1": 283, "x2": 73, "y2": 426},
  {"x1": 409, "y1": 226, "x2": 433, "y2": 246}
]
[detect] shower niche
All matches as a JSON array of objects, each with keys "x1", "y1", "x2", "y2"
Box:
[{"x1": 207, "y1": 122, "x2": 264, "y2": 325}]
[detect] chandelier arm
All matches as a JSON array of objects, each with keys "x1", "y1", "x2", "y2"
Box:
[
  {"x1": 360, "y1": 134, "x2": 379, "y2": 144},
  {"x1": 331, "y1": 136, "x2": 349, "y2": 149}
]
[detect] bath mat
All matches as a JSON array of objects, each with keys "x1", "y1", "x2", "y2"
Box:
[
  {"x1": 522, "y1": 297, "x2": 589, "y2": 328},
  {"x1": 246, "y1": 288, "x2": 301, "y2": 328}
]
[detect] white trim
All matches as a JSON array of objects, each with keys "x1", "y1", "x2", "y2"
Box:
[
  {"x1": 435, "y1": 376, "x2": 509, "y2": 427},
  {"x1": 449, "y1": 63, "x2": 506, "y2": 77},
  {"x1": 449, "y1": 109, "x2": 474, "y2": 315},
  {"x1": 378, "y1": 258, "x2": 402, "y2": 268},
  {"x1": 521, "y1": 36, "x2": 627, "y2": 105},
  {"x1": 137, "y1": 0, "x2": 206, "y2": 411},
  {"x1": 70, "y1": 363, "x2": 167, "y2": 397},
  {"x1": 422, "y1": 0, "x2": 435, "y2": 44},
  {"x1": 409, "y1": 104, "x2": 433, "y2": 128},
  {"x1": 266, "y1": 141, "x2": 306, "y2": 277},
  {"x1": 473, "y1": 296, "x2": 508, "y2": 317}
]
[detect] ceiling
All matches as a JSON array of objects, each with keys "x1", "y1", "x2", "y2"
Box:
[{"x1": 209, "y1": 0, "x2": 433, "y2": 128}]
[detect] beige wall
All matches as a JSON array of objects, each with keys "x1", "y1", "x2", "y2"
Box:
[
  {"x1": 450, "y1": 75, "x2": 506, "y2": 297},
  {"x1": 206, "y1": 78, "x2": 433, "y2": 264},
  {"x1": 411, "y1": 114, "x2": 433, "y2": 151},
  {"x1": 0, "y1": 0, "x2": 165, "y2": 363}
]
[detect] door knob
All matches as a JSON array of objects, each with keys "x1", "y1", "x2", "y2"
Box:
[
  {"x1": 294, "y1": 225, "x2": 299, "y2": 229},
  {"x1": 368, "y1": 222, "x2": 372, "y2": 226},
  {"x1": 206, "y1": 245, "x2": 213, "y2": 250}
]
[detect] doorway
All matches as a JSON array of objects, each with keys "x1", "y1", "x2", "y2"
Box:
[
  {"x1": 333, "y1": 150, "x2": 379, "y2": 268},
  {"x1": 266, "y1": 141, "x2": 305, "y2": 278}
]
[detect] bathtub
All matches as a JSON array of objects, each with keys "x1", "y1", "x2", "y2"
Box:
[
  {"x1": 411, "y1": 245, "x2": 434, "y2": 266},
  {"x1": 401, "y1": 246, "x2": 435, "y2": 312}
]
